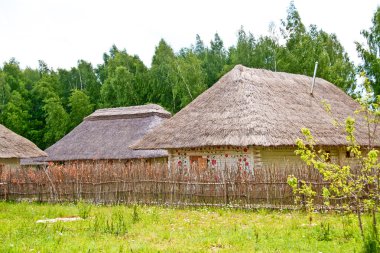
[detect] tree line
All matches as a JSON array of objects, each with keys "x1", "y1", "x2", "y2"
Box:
[{"x1": 0, "y1": 2, "x2": 378, "y2": 149}]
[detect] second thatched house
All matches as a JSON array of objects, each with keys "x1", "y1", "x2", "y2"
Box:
[
  {"x1": 0, "y1": 124, "x2": 46, "y2": 167},
  {"x1": 132, "y1": 65, "x2": 378, "y2": 172},
  {"x1": 30, "y1": 104, "x2": 171, "y2": 164}
]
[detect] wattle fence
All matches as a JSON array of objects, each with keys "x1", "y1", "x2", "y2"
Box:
[{"x1": 0, "y1": 161, "x2": 335, "y2": 209}]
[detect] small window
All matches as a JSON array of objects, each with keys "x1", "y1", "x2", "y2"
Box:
[
  {"x1": 346, "y1": 151, "x2": 355, "y2": 158},
  {"x1": 190, "y1": 156, "x2": 207, "y2": 170},
  {"x1": 325, "y1": 151, "x2": 331, "y2": 162}
]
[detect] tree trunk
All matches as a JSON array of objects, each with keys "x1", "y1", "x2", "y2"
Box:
[{"x1": 357, "y1": 199, "x2": 364, "y2": 239}]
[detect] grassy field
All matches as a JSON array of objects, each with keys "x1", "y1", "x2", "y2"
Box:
[{"x1": 0, "y1": 201, "x2": 369, "y2": 252}]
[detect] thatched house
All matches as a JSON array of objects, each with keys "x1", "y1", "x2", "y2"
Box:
[
  {"x1": 0, "y1": 124, "x2": 46, "y2": 167},
  {"x1": 32, "y1": 104, "x2": 171, "y2": 164},
  {"x1": 132, "y1": 65, "x2": 377, "y2": 172}
]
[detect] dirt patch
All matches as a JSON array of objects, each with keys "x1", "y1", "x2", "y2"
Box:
[{"x1": 36, "y1": 217, "x2": 82, "y2": 223}]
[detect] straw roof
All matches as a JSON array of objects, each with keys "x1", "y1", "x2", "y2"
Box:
[
  {"x1": 41, "y1": 104, "x2": 170, "y2": 161},
  {"x1": 0, "y1": 124, "x2": 47, "y2": 159},
  {"x1": 133, "y1": 65, "x2": 378, "y2": 149},
  {"x1": 20, "y1": 157, "x2": 48, "y2": 166}
]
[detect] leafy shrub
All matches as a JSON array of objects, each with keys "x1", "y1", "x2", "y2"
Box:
[
  {"x1": 77, "y1": 200, "x2": 91, "y2": 219},
  {"x1": 316, "y1": 222, "x2": 332, "y2": 241}
]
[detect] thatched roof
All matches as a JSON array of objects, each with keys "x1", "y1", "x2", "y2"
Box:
[
  {"x1": 20, "y1": 158, "x2": 48, "y2": 166},
  {"x1": 40, "y1": 104, "x2": 171, "y2": 161},
  {"x1": 0, "y1": 124, "x2": 47, "y2": 159},
  {"x1": 133, "y1": 65, "x2": 377, "y2": 149}
]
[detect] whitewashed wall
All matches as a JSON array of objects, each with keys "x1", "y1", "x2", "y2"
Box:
[
  {"x1": 169, "y1": 146, "x2": 255, "y2": 173},
  {"x1": 255, "y1": 146, "x2": 342, "y2": 168},
  {"x1": 168, "y1": 146, "x2": 359, "y2": 171}
]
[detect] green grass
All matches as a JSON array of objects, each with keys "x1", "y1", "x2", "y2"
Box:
[{"x1": 0, "y1": 201, "x2": 368, "y2": 252}]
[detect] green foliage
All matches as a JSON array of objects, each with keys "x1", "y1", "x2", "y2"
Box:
[
  {"x1": 287, "y1": 175, "x2": 315, "y2": 213},
  {"x1": 356, "y1": 7, "x2": 380, "y2": 97},
  {"x1": 77, "y1": 60, "x2": 101, "y2": 105},
  {"x1": 316, "y1": 222, "x2": 332, "y2": 241},
  {"x1": 149, "y1": 39, "x2": 180, "y2": 112},
  {"x1": 43, "y1": 96, "x2": 69, "y2": 147},
  {"x1": 100, "y1": 47, "x2": 148, "y2": 108},
  {"x1": 363, "y1": 227, "x2": 380, "y2": 253},
  {"x1": 278, "y1": 2, "x2": 355, "y2": 92},
  {"x1": 195, "y1": 33, "x2": 228, "y2": 87},
  {"x1": 0, "y1": 71, "x2": 11, "y2": 112},
  {"x1": 281, "y1": 1, "x2": 306, "y2": 39},
  {"x1": 77, "y1": 200, "x2": 92, "y2": 219},
  {"x1": 3, "y1": 58, "x2": 25, "y2": 91},
  {"x1": 1, "y1": 91, "x2": 31, "y2": 136},
  {"x1": 175, "y1": 51, "x2": 207, "y2": 108},
  {"x1": 229, "y1": 27, "x2": 257, "y2": 68},
  {"x1": 131, "y1": 205, "x2": 140, "y2": 224},
  {"x1": 289, "y1": 96, "x2": 380, "y2": 248},
  {"x1": 149, "y1": 39, "x2": 207, "y2": 112},
  {"x1": 101, "y1": 66, "x2": 136, "y2": 107},
  {"x1": 68, "y1": 89, "x2": 93, "y2": 130}
]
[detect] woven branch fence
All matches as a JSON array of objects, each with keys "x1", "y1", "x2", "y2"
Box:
[{"x1": 0, "y1": 161, "x2": 345, "y2": 209}]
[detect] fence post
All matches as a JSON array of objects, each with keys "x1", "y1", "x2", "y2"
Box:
[
  {"x1": 224, "y1": 181, "x2": 229, "y2": 205},
  {"x1": 7, "y1": 167, "x2": 11, "y2": 201},
  {"x1": 38, "y1": 183, "x2": 42, "y2": 202},
  {"x1": 72, "y1": 181, "x2": 76, "y2": 203},
  {"x1": 4, "y1": 182, "x2": 8, "y2": 201},
  {"x1": 116, "y1": 181, "x2": 120, "y2": 204}
]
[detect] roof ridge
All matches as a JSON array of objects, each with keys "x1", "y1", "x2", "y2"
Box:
[
  {"x1": 85, "y1": 111, "x2": 171, "y2": 121},
  {"x1": 85, "y1": 104, "x2": 171, "y2": 121}
]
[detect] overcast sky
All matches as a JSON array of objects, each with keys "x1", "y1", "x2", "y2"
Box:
[{"x1": 0, "y1": 0, "x2": 379, "y2": 70}]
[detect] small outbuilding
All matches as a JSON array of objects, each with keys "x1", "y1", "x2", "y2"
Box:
[
  {"x1": 132, "y1": 65, "x2": 377, "y2": 172},
  {"x1": 31, "y1": 104, "x2": 171, "y2": 164},
  {"x1": 0, "y1": 124, "x2": 46, "y2": 167}
]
